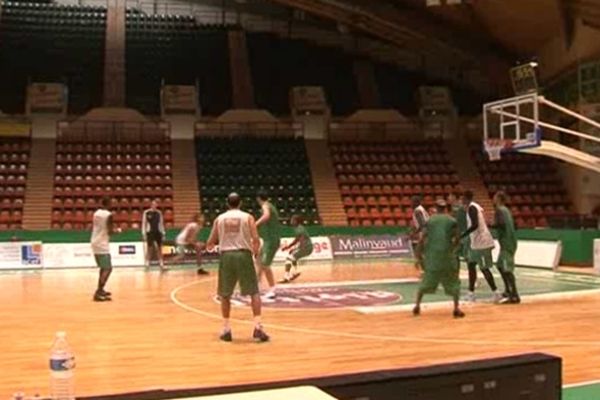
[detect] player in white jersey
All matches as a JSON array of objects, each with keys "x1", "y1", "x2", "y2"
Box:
[
  {"x1": 410, "y1": 195, "x2": 430, "y2": 271},
  {"x1": 173, "y1": 213, "x2": 208, "y2": 275},
  {"x1": 90, "y1": 196, "x2": 121, "y2": 302},
  {"x1": 460, "y1": 190, "x2": 501, "y2": 303},
  {"x1": 206, "y1": 193, "x2": 269, "y2": 343}
]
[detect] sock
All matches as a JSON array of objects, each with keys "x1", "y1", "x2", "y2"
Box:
[
  {"x1": 507, "y1": 273, "x2": 519, "y2": 297},
  {"x1": 254, "y1": 316, "x2": 262, "y2": 328},
  {"x1": 500, "y1": 270, "x2": 510, "y2": 294},
  {"x1": 482, "y1": 269, "x2": 497, "y2": 292},
  {"x1": 467, "y1": 263, "x2": 477, "y2": 292},
  {"x1": 223, "y1": 319, "x2": 230, "y2": 331}
]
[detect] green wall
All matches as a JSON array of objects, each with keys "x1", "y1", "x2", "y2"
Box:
[{"x1": 0, "y1": 227, "x2": 598, "y2": 265}]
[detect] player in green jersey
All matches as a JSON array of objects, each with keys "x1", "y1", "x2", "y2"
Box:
[
  {"x1": 280, "y1": 215, "x2": 313, "y2": 283},
  {"x1": 256, "y1": 190, "x2": 281, "y2": 299},
  {"x1": 448, "y1": 193, "x2": 468, "y2": 261},
  {"x1": 413, "y1": 199, "x2": 465, "y2": 318},
  {"x1": 492, "y1": 191, "x2": 520, "y2": 304}
]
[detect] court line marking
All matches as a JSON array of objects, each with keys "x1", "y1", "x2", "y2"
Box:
[
  {"x1": 284, "y1": 278, "x2": 419, "y2": 287},
  {"x1": 170, "y1": 279, "x2": 600, "y2": 347},
  {"x1": 355, "y1": 289, "x2": 600, "y2": 314},
  {"x1": 209, "y1": 278, "x2": 415, "y2": 313},
  {"x1": 563, "y1": 379, "x2": 600, "y2": 388}
]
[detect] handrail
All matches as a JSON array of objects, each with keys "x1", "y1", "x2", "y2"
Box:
[{"x1": 195, "y1": 120, "x2": 304, "y2": 138}]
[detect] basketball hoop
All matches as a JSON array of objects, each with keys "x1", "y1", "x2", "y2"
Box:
[{"x1": 484, "y1": 139, "x2": 512, "y2": 161}]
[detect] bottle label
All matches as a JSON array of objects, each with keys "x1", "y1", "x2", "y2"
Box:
[{"x1": 50, "y1": 357, "x2": 75, "y2": 371}]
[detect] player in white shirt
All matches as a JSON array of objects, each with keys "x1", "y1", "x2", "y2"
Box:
[
  {"x1": 90, "y1": 196, "x2": 121, "y2": 302},
  {"x1": 173, "y1": 213, "x2": 208, "y2": 275},
  {"x1": 460, "y1": 190, "x2": 501, "y2": 303},
  {"x1": 206, "y1": 193, "x2": 269, "y2": 343},
  {"x1": 410, "y1": 195, "x2": 430, "y2": 271}
]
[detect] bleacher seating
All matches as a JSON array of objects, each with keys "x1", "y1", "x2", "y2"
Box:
[
  {"x1": 0, "y1": 137, "x2": 30, "y2": 230},
  {"x1": 331, "y1": 140, "x2": 461, "y2": 227},
  {"x1": 0, "y1": 1, "x2": 106, "y2": 114},
  {"x1": 196, "y1": 137, "x2": 320, "y2": 225},
  {"x1": 51, "y1": 138, "x2": 173, "y2": 230},
  {"x1": 470, "y1": 144, "x2": 574, "y2": 228},
  {"x1": 247, "y1": 33, "x2": 360, "y2": 116},
  {"x1": 126, "y1": 11, "x2": 232, "y2": 115}
]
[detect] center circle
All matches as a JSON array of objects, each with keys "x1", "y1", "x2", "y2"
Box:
[{"x1": 229, "y1": 286, "x2": 402, "y2": 309}]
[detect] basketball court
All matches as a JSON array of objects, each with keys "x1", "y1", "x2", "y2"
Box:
[{"x1": 2, "y1": 259, "x2": 600, "y2": 398}]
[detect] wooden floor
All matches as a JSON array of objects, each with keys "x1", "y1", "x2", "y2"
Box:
[{"x1": 2, "y1": 261, "x2": 600, "y2": 398}]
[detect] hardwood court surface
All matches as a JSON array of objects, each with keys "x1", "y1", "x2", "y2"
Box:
[{"x1": 1, "y1": 261, "x2": 600, "y2": 398}]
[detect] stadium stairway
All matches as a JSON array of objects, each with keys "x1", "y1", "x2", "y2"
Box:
[
  {"x1": 22, "y1": 139, "x2": 56, "y2": 230},
  {"x1": 353, "y1": 59, "x2": 380, "y2": 108},
  {"x1": 228, "y1": 30, "x2": 255, "y2": 109},
  {"x1": 446, "y1": 138, "x2": 494, "y2": 218},
  {"x1": 305, "y1": 140, "x2": 348, "y2": 226},
  {"x1": 171, "y1": 139, "x2": 201, "y2": 226}
]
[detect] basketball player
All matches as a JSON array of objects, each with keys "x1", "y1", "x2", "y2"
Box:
[
  {"x1": 410, "y1": 195, "x2": 429, "y2": 271},
  {"x1": 173, "y1": 213, "x2": 209, "y2": 275},
  {"x1": 255, "y1": 190, "x2": 281, "y2": 299},
  {"x1": 141, "y1": 200, "x2": 165, "y2": 270},
  {"x1": 448, "y1": 193, "x2": 470, "y2": 262},
  {"x1": 206, "y1": 193, "x2": 269, "y2": 343},
  {"x1": 90, "y1": 196, "x2": 121, "y2": 302},
  {"x1": 279, "y1": 215, "x2": 313, "y2": 283},
  {"x1": 413, "y1": 199, "x2": 464, "y2": 318},
  {"x1": 493, "y1": 191, "x2": 520, "y2": 304},
  {"x1": 461, "y1": 190, "x2": 502, "y2": 303}
]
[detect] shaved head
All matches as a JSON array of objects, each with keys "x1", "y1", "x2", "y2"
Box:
[{"x1": 227, "y1": 192, "x2": 241, "y2": 209}]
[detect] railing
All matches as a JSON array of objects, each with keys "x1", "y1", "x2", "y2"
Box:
[
  {"x1": 195, "y1": 120, "x2": 304, "y2": 138},
  {"x1": 328, "y1": 120, "x2": 419, "y2": 142},
  {"x1": 57, "y1": 120, "x2": 170, "y2": 142},
  {"x1": 0, "y1": 115, "x2": 31, "y2": 138},
  {"x1": 547, "y1": 215, "x2": 599, "y2": 230}
]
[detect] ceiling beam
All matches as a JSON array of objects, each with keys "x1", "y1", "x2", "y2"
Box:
[
  {"x1": 556, "y1": 0, "x2": 575, "y2": 48},
  {"x1": 266, "y1": 0, "x2": 512, "y2": 65}
]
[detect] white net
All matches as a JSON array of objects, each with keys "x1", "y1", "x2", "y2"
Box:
[{"x1": 484, "y1": 140, "x2": 509, "y2": 161}]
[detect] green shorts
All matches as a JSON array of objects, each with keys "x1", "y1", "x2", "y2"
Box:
[
  {"x1": 94, "y1": 254, "x2": 112, "y2": 269},
  {"x1": 260, "y1": 238, "x2": 280, "y2": 267},
  {"x1": 420, "y1": 261, "x2": 460, "y2": 297},
  {"x1": 289, "y1": 246, "x2": 313, "y2": 263},
  {"x1": 468, "y1": 247, "x2": 494, "y2": 270},
  {"x1": 497, "y1": 248, "x2": 516, "y2": 272},
  {"x1": 218, "y1": 250, "x2": 258, "y2": 297}
]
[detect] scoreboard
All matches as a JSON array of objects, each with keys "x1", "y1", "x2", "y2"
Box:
[{"x1": 511, "y1": 63, "x2": 539, "y2": 95}]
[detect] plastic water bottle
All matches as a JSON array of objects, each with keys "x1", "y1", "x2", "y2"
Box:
[{"x1": 49, "y1": 332, "x2": 75, "y2": 400}]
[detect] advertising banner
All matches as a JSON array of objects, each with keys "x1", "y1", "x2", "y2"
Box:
[
  {"x1": 330, "y1": 234, "x2": 413, "y2": 259},
  {"x1": 162, "y1": 85, "x2": 196, "y2": 113},
  {"x1": 0, "y1": 241, "x2": 43, "y2": 269},
  {"x1": 157, "y1": 241, "x2": 219, "y2": 266},
  {"x1": 43, "y1": 242, "x2": 144, "y2": 268},
  {"x1": 155, "y1": 236, "x2": 333, "y2": 266},
  {"x1": 274, "y1": 236, "x2": 333, "y2": 262},
  {"x1": 28, "y1": 82, "x2": 66, "y2": 112}
]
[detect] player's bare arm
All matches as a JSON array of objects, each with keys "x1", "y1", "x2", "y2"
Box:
[
  {"x1": 256, "y1": 203, "x2": 270, "y2": 227},
  {"x1": 282, "y1": 235, "x2": 300, "y2": 251},
  {"x1": 206, "y1": 220, "x2": 219, "y2": 251},
  {"x1": 248, "y1": 216, "x2": 260, "y2": 256}
]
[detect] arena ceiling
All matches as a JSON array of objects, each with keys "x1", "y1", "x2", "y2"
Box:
[{"x1": 263, "y1": 0, "x2": 599, "y2": 72}]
